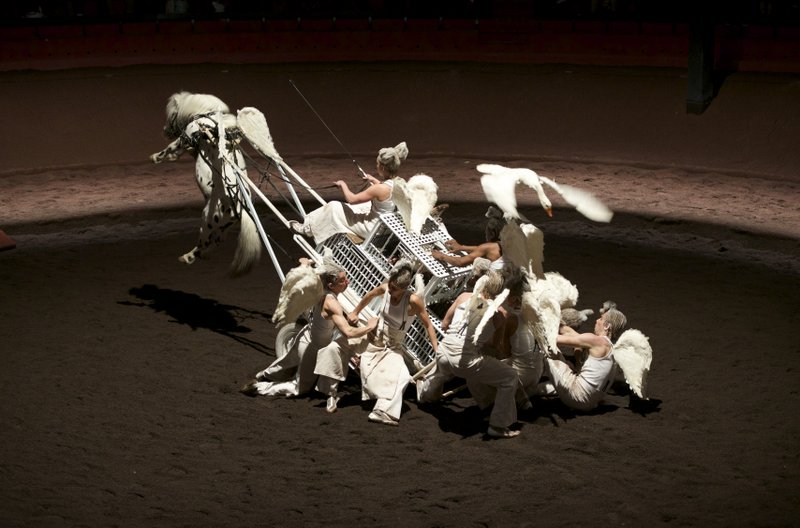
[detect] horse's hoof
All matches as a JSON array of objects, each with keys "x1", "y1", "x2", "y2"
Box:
[{"x1": 178, "y1": 254, "x2": 195, "y2": 265}]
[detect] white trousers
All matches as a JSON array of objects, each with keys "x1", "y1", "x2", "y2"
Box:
[
  {"x1": 545, "y1": 355, "x2": 605, "y2": 411},
  {"x1": 418, "y1": 340, "x2": 518, "y2": 429},
  {"x1": 360, "y1": 347, "x2": 411, "y2": 420}
]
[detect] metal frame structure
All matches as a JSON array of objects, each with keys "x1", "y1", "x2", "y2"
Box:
[{"x1": 204, "y1": 115, "x2": 475, "y2": 368}]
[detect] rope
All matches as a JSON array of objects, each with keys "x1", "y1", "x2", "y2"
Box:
[{"x1": 238, "y1": 147, "x2": 339, "y2": 192}]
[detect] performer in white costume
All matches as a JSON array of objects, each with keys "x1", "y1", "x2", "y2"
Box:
[
  {"x1": 347, "y1": 261, "x2": 438, "y2": 426},
  {"x1": 416, "y1": 269, "x2": 521, "y2": 438},
  {"x1": 470, "y1": 273, "x2": 544, "y2": 412},
  {"x1": 240, "y1": 259, "x2": 378, "y2": 412},
  {"x1": 289, "y1": 142, "x2": 408, "y2": 244},
  {"x1": 540, "y1": 302, "x2": 627, "y2": 411},
  {"x1": 431, "y1": 206, "x2": 505, "y2": 270}
]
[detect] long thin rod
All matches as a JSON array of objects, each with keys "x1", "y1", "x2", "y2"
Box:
[{"x1": 289, "y1": 79, "x2": 367, "y2": 178}]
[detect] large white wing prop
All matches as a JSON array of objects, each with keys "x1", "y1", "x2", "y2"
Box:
[
  {"x1": 237, "y1": 107, "x2": 283, "y2": 162},
  {"x1": 520, "y1": 285, "x2": 561, "y2": 358},
  {"x1": 539, "y1": 176, "x2": 613, "y2": 223},
  {"x1": 613, "y1": 328, "x2": 653, "y2": 399},
  {"x1": 392, "y1": 174, "x2": 438, "y2": 235},
  {"x1": 478, "y1": 163, "x2": 613, "y2": 223},
  {"x1": 561, "y1": 307, "x2": 594, "y2": 329},
  {"x1": 271, "y1": 264, "x2": 323, "y2": 327},
  {"x1": 414, "y1": 272, "x2": 427, "y2": 301},
  {"x1": 478, "y1": 163, "x2": 552, "y2": 221},
  {"x1": 543, "y1": 271, "x2": 579, "y2": 309},
  {"x1": 500, "y1": 220, "x2": 545, "y2": 279},
  {"x1": 518, "y1": 272, "x2": 580, "y2": 357},
  {"x1": 471, "y1": 289, "x2": 509, "y2": 345}
]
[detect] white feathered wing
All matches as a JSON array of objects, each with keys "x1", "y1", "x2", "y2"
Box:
[
  {"x1": 543, "y1": 271, "x2": 579, "y2": 309},
  {"x1": 478, "y1": 163, "x2": 552, "y2": 221},
  {"x1": 613, "y1": 328, "x2": 653, "y2": 399},
  {"x1": 520, "y1": 282, "x2": 562, "y2": 358},
  {"x1": 237, "y1": 107, "x2": 283, "y2": 162},
  {"x1": 478, "y1": 163, "x2": 613, "y2": 223},
  {"x1": 539, "y1": 175, "x2": 613, "y2": 223},
  {"x1": 518, "y1": 271, "x2": 580, "y2": 357},
  {"x1": 471, "y1": 289, "x2": 509, "y2": 345},
  {"x1": 392, "y1": 174, "x2": 438, "y2": 234},
  {"x1": 561, "y1": 308, "x2": 594, "y2": 329},
  {"x1": 500, "y1": 220, "x2": 545, "y2": 279},
  {"x1": 271, "y1": 264, "x2": 323, "y2": 327}
]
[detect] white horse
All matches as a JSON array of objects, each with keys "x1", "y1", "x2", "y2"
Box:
[{"x1": 150, "y1": 91, "x2": 261, "y2": 276}]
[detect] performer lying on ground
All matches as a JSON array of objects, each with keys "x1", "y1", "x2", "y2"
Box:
[
  {"x1": 431, "y1": 206, "x2": 506, "y2": 270},
  {"x1": 538, "y1": 302, "x2": 627, "y2": 412},
  {"x1": 240, "y1": 258, "x2": 378, "y2": 411},
  {"x1": 289, "y1": 142, "x2": 408, "y2": 244},
  {"x1": 347, "y1": 260, "x2": 438, "y2": 426},
  {"x1": 416, "y1": 268, "x2": 522, "y2": 438}
]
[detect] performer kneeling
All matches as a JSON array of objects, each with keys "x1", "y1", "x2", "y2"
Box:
[
  {"x1": 416, "y1": 267, "x2": 521, "y2": 438},
  {"x1": 241, "y1": 258, "x2": 377, "y2": 412}
]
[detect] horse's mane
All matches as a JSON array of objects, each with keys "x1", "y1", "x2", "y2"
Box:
[{"x1": 164, "y1": 91, "x2": 230, "y2": 139}]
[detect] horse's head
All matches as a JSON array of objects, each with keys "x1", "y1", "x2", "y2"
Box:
[{"x1": 163, "y1": 91, "x2": 230, "y2": 140}]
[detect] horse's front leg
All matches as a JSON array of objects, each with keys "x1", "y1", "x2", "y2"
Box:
[
  {"x1": 150, "y1": 137, "x2": 186, "y2": 164},
  {"x1": 179, "y1": 194, "x2": 236, "y2": 265}
]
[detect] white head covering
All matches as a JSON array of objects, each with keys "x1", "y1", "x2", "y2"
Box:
[{"x1": 377, "y1": 141, "x2": 409, "y2": 175}]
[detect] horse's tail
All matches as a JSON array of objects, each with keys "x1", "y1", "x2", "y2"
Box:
[{"x1": 229, "y1": 211, "x2": 261, "y2": 277}]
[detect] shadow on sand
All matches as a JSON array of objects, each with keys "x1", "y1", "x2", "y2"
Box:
[{"x1": 119, "y1": 283, "x2": 275, "y2": 356}]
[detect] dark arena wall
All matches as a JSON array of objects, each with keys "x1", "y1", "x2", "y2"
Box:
[{"x1": 2, "y1": 1, "x2": 799, "y2": 73}]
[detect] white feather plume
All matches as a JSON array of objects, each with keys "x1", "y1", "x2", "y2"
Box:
[
  {"x1": 392, "y1": 174, "x2": 438, "y2": 234},
  {"x1": 520, "y1": 282, "x2": 562, "y2": 358},
  {"x1": 414, "y1": 272, "x2": 426, "y2": 301},
  {"x1": 216, "y1": 112, "x2": 229, "y2": 161},
  {"x1": 236, "y1": 107, "x2": 283, "y2": 162},
  {"x1": 271, "y1": 264, "x2": 323, "y2": 327},
  {"x1": 613, "y1": 328, "x2": 653, "y2": 399},
  {"x1": 464, "y1": 274, "x2": 491, "y2": 316},
  {"x1": 478, "y1": 163, "x2": 613, "y2": 223},
  {"x1": 471, "y1": 288, "x2": 509, "y2": 345},
  {"x1": 561, "y1": 307, "x2": 594, "y2": 329},
  {"x1": 478, "y1": 164, "x2": 552, "y2": 220},
  {"x1": 517, "y1": 270, "x2": 583, "y2": 357},
  {"x1": 543, "y1": 271, "x2": 579, "y2": 309},
  {"x1": 539, "y1": 176, "x2": 613, "y2": 223},
  {"x1": 500, "y1": 220, "x2": 545, "y2": 279}
]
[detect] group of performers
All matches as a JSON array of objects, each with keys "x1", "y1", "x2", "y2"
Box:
[{"x1": 240, "y1": 142, "x2": 630, "y2": 439}]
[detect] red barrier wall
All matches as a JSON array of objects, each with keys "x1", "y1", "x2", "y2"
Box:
[{"x1": 1, "y1": 19, "x2": 798, "y2": 73}]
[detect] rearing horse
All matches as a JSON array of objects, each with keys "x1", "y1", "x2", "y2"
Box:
[{"x1": 150, "y1": 92, "x2": 261, "y2": 277}]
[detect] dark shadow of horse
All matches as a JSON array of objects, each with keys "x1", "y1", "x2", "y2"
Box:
[{"x1": 118, "y1": 284, "x2": 274, "y2": 356}]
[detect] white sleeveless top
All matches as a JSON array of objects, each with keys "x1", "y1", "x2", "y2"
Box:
[
  {"x1": 443, "y1": 296, "x2": 494, "y2": 354},
  {"x1": 371, "y1": 180, "x2": 395, "y2": 215},
  {"x1": 378, "y1": 288, "x2": 414, "y2": 348},
  {"x1": 581, "y1": 336, "x2": 616, "y2": 393},
  {"x1": 309, "y1": 293, "x2": 336, "y2": 345},
  {"x1": 490, "y1": 255, "x2": 505, "y2": 271}
]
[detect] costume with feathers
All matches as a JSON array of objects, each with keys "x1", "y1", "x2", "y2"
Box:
[
  {"x1": 392, "y1": 173, "x2": 439, "y2": 235},
  {"x1": 417, "y1": 290, "x2": 519, "y2": 431},
  {"x1": 244, "y1": 257, "x2": 347, "y2": 398},
  {"x1": 477, "y1": 163, "x2": 613, "y2": 223}
]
